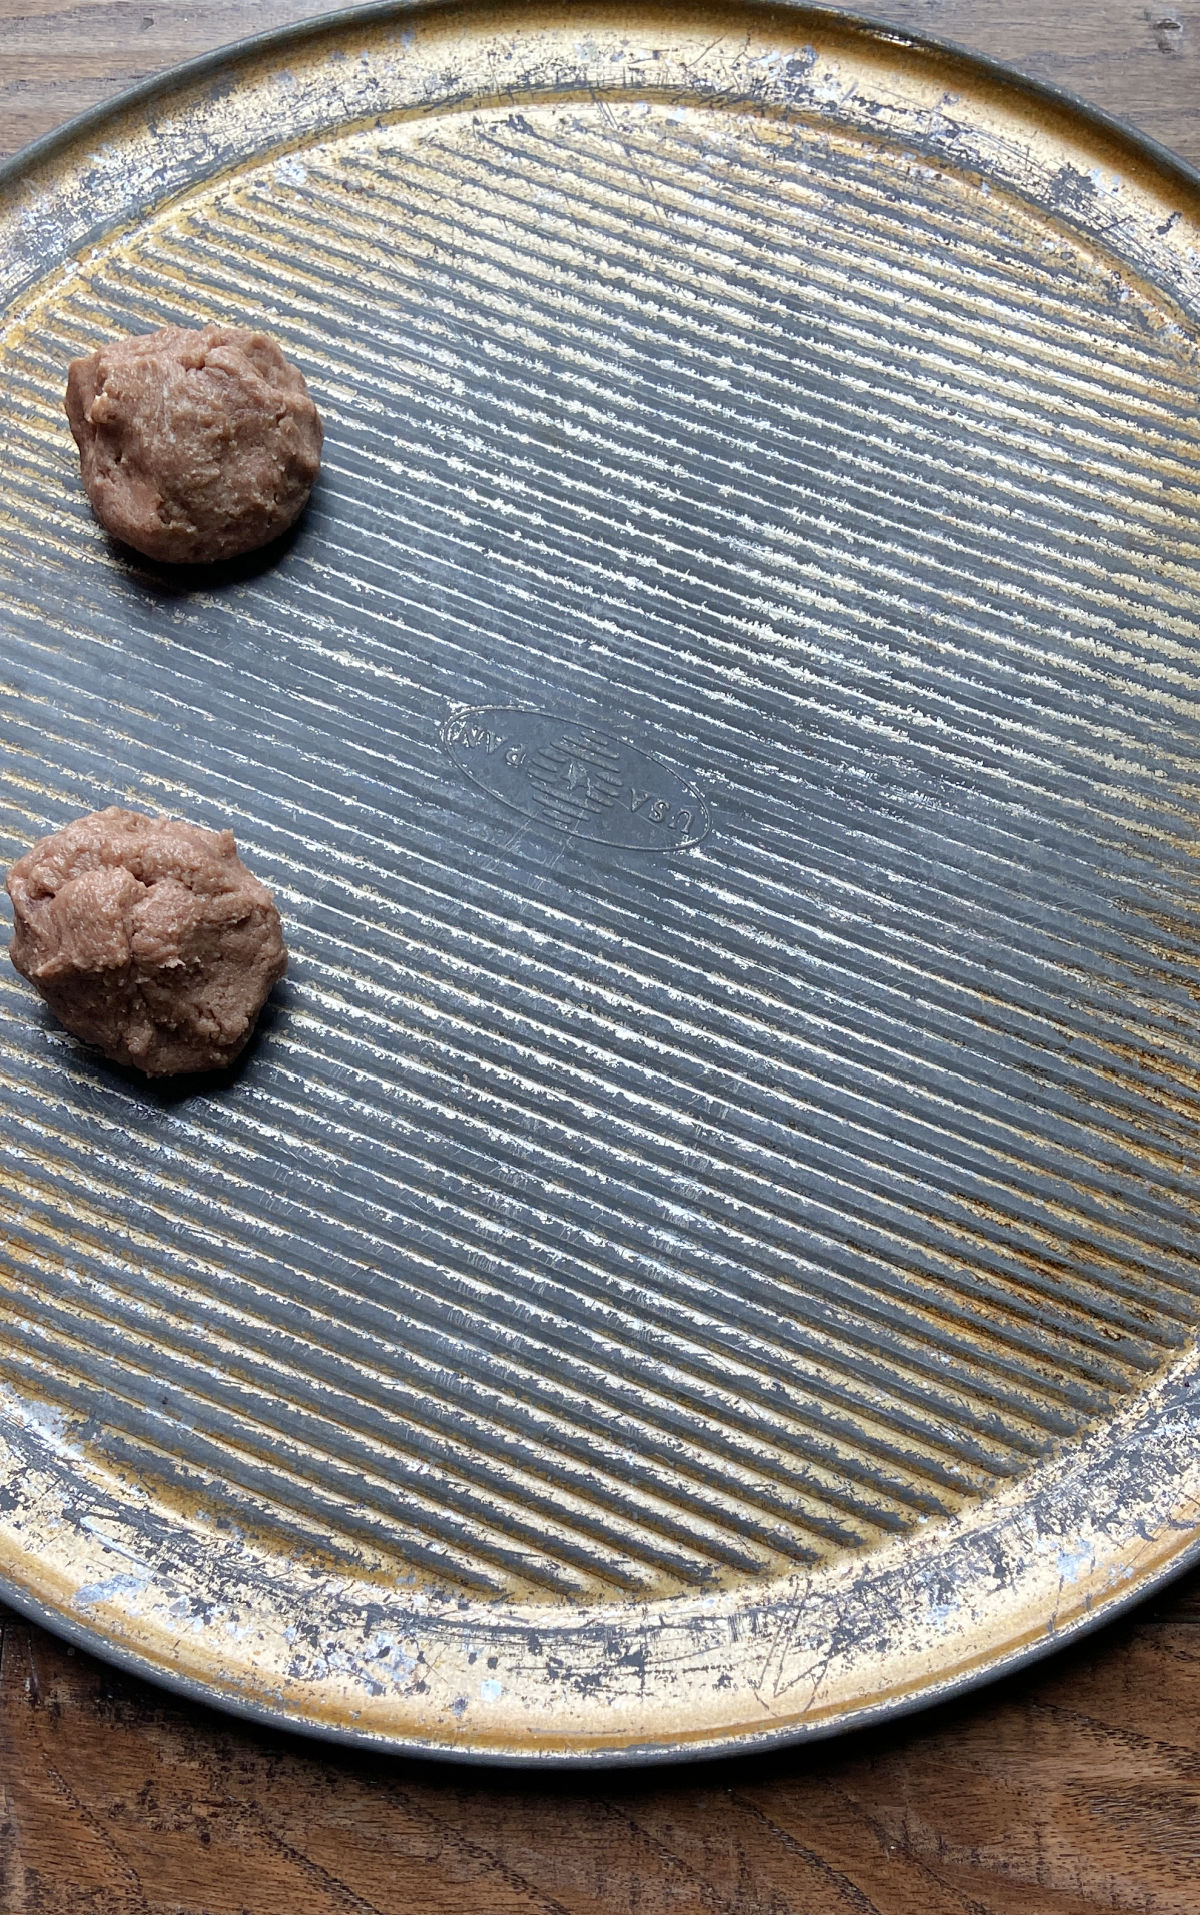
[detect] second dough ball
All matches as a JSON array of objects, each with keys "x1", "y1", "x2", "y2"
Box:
[
  {"x1": 65, "y1": 322, "x2": 323, "y2": 564},
  {"x1": 7, "y1": 807, "x2": 288, "y2": 1077}
]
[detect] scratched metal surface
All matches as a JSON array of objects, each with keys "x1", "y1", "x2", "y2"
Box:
[{"x1": 3, "y1": 0, "x2": 1200, "y2": 1762}]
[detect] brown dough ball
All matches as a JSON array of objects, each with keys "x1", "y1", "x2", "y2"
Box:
[
  {"x1": 6, "y1": 808, "x2": 287, "y2": 1076},
  {"x1": 64, "y1": 323, "x2": 322, "y2": 564}
]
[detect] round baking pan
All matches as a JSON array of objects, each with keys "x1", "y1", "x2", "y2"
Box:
[{"x1": 3, "y1": 0, "x2": 1200, "y2": 1762}]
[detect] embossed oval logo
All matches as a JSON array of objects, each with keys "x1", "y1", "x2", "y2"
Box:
[{"x1": 442, "y1": 707, "x2": 710, "y2": 852}]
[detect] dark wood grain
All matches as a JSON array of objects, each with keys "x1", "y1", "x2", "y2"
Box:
[
  {"x1": 5, "y1": 2, "x2": 1200, "y2": 1909},
  {"x1": 6, "y1": 1569, "x2": 1200, "y2": 1913}
]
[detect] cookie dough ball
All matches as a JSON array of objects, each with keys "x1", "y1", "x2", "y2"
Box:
[
  {"x1": 64, "y1": 323, "x2": 322, "y2": 564},
  {"x1": 6, "y1": 808, "x2": 287, "y2": 1076}
]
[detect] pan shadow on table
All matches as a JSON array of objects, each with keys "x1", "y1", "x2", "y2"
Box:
[{"x1": 4, "y1": 1565, "x2": 1200, "y2": 1915}]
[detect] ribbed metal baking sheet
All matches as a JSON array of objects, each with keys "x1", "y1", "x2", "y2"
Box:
[{"x1": 3, "y1": 0, "x2": 1200, "y2": 1763}]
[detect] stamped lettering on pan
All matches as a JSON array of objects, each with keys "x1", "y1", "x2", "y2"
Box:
[{"x1": 442, "y1": 706, "x2": 711, "y2": 852}]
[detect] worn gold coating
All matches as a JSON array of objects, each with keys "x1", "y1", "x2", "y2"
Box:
[{"x1": 3, "y1": 1, "x2": 1200, "y2": 1760}]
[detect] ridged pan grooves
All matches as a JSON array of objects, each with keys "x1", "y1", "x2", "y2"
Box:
[
  {"x1": 4, "y1": 4, "x2": 1200, "y2": 1757},
  {"x1": 2, "y1": 145, "x2": 1200, "y2": 1524}
]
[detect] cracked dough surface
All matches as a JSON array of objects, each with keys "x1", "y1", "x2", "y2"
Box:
[
  {"x1": 7, "y1": 807, "x2": 288, "y2": 1076},
  {"x1": 65, "y1": 323, "x2": 322, "y2": 564}
]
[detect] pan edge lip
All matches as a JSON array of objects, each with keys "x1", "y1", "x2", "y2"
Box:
[
  {"x1": 3, "y1": 0, "x2": 1200, "y2": 205},
  {"x1": 3, "y1": 1522, "x2": 1199, "y2": 1768}
]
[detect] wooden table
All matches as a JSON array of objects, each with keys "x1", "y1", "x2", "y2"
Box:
[{"x1": 3, "y1": 3, "x2": 1200, "y2": 1908}]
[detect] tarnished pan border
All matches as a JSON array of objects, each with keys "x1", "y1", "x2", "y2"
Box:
[
  {"x1": 4, "y1": 1, "x2": 1200, "y2": 1763},
  {"x1": 2, "y1": 1358, "x2": 1200, "y2": 1764},
  {"x1": 5, "y1": 0, "x2": 1200, "y2": 307}
]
